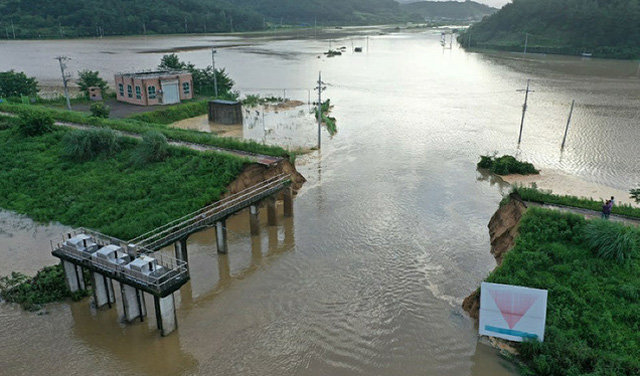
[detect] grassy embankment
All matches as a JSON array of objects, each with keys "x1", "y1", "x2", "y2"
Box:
[
  {"x1": 484, "y1": 206, "x2": 640, "y2": 375},
  {"x1": 0, "y1": 102, "x2": 290, "y2": 158},
  {"x1": 0, "y1": 114, "x2": 248, "y2": 308}
]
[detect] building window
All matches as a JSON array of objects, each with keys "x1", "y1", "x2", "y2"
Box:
[
  {"x1": 148, "y1": 86, "x2": 157, "y2": 99},
  {"x1": 127, "y1": 85, "x2": 133, "y2": 98},
  {"x1": 118, "y1": 83, "x2": 124, "y2": 97},
  {"x1": 135, "y1": 86, "x2": 142, "y2": 100},
  {"x1": 182, "y1": 82, "x2": 190, "y2": 95}
]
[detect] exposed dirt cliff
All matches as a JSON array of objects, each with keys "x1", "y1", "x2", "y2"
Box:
[
  {"x1": 462, "y1": 193, "x2": 527, "y2": 319},
  {"x1": 224, "y1": 159, "x2": 306, "y2": 197}
]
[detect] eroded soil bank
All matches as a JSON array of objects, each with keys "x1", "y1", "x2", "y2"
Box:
[
  {"x1": 462, "y1": 193, "x2": 527, "y2": 319},
  {"x1": 224, "y1": 159, "x2": 306, "y2": 196}
]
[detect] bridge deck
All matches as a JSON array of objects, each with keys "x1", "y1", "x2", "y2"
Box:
[{"x1": 131, "y1": 174, "x2": 292, "y2": 251}]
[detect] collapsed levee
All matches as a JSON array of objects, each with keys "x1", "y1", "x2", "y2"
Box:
[
  {"x1": 462, "y1": 193, "x2": 527, "y2": 319},
  {"x1": 224, "y1": 159, "x2": 306, "y2": 196}
]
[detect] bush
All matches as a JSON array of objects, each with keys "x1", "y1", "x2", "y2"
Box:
[
  {"x1": 62, "y1": 128, "x2": 120, "y2": 161},
  {"x1": 478, "y1": 154, "x2": 539, "y2": 175},
  {"x1": 89, "y1": 102, "x2": 110, "y2": 118},
  {"x1": 0, "y1": 70, "x2": 38, "y2": 98},
  {"x1": 128, "y1": 100, "x2": 207, "y2": 124},
  {"x1": 0, "y1": 265, "x2": 87, "y2": 311},
  {"x1": 18, "y1": 111, "x2": 55, "y2": 136},
  {"x1": 631, "y1": 187, "x2": 640, "y2": 203},
  {"x1": 131, "y1": 131, "x2": 169, "y2": 165},
  {"x1": 582, "y1": 220, "x2": 638, "y2": 264}
]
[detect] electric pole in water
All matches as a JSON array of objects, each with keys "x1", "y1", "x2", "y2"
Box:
[
  {"x1": 211, "y1": 49, "x2": 219, "y2": 97},
  {"x1": 315, "y1": 72, "x2": 326, "y2": 149},
  {"x1": 55, "y1": 56, "x2": 72, "y2": 110},
  {"x1": 516, "y1": 79, "x2": 534, "y2": 144},
  {"x1": 561, "y1": 100, "x2": 575, "y2": 149}
]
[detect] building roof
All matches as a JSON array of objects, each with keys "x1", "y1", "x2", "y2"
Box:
[{"x1": 116, "y1": 70, "x2": 191, "y2": 80}]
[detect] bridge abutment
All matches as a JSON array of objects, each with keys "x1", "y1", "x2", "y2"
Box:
[
  {"x1": 249, "y1": 205, "x2": 260, "y2": 236},
  {"x1": 216, "y1": 220, "x2": 228, "y2": 254},
  {"x1": 62, "y1": 260, "x2": 85, "y2": 293},
  {"x1": 121, "y1": 284, "x2": 147, "y2": 322},
  {"x1": 154, "y1": 293, "x2": 177, "y2": 337},
  {"x1": 91, "y1": 272, "x2": 115, "y2": 308}
]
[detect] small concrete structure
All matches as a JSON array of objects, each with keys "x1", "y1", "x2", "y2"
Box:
[
  {"x1": 174, "y1": 238, "x2": 188, "y2": 264},
  {"x1": 61, "y1": 234, "x2": 99, "y2": 293},
  {"x1": 121, "y1": 283, "x2": 147, "y2": 322},
  {"x1": 208, "y1": 100, "x2": 243, "y2": 125},
  {"x1": 154, "y1": 294, "x2": 177, "y2": 337},
  {"x1": 88, "y1": 87, "x2": 103, "y2": 101},
  {"x1": 267, "y1": 196, "x2": 278, "y2": 226},
  {"x1": 91, "y1": 271, "x2": 115, "y2": 308},
  {"x1": 249, "y1": 205, "x2": 260, "y2": 236},
  {"x1": 215, "y1": 221, "x2": 228, "y2": 254},
  {"x1": 114, "y1": 71, "x2": 193, "y2": 106},
  {"x1": 283, "y1": 186, "x2": 293, "y2": 218}
]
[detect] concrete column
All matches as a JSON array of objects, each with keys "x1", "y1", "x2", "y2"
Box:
[
  {"x1": 266, "y1": 196, "x2": 278, "y2": 226},
  {"x1": 283, "y1": 186, "x2": 294, "y2": 218},
  {"x1": 154, "y1": 294, "x2": 177, "y2": 337},
  {"x1": 91, "y1": 272, "x2": 115, "y2": 308},
  {"x1": 216, "y1": 220, "x2": 228, "y2": 254},
  {"x1": 121, "y1": 284, "x2": 147, "y2": 322},
  {"x1": 249, "y1": 205, "x2": 260, "y2": 236},
  {"x1": 62, "y1": 260, "x2": 85, "y2": 293},
  {"x1": 174, "y1": 237, "x2": 188, "y2": 264}
]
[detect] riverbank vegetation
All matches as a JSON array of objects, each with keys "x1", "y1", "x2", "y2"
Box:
[
  {"x1": 459, "y1": 0, "x2": 640, "y2": 59},
  {"x1": 128, "y1": 100, "x2": 208, "y2": 124},
  {"x1": 482, "y1": 207, "x2": 640, "y2": 375},
  {"x1": 0, "y1": 115, "x2": 247, "y2": 240},
  {"x1": 513, "y1": 186, "x2": 640, "y2": 219},
  {"x1": 478, "y1": 154, "x2": 538, "y2": 175},
  {"x1": 0, "y1": 265, "x2": 89, "y2": 311},
  {"x1": 0, "y1": 103, "x2": 290, "y2": 157}
]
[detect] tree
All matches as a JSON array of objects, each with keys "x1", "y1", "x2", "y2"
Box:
[
  {"x1": 631, "y1": 187, "x2": 640, "y2": 203},
  {"x1": 158, "y1": 54, "x2": 235, "y2": 96},
  {"x1": 90, "y1": 102, "x2": 110, "y2": 118},
  {"x1": 159, "y1": 54, "x2": 188, "y2": 70},
  {"x1": 77, "y1": 70, "x2": 108, "y2": 98},
  {"x1": 0, "y1": 70, "x2": 39, "y2": 98}
]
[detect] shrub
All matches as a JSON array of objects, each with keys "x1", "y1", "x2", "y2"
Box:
[
  {"x1": 0, "y1": 70, "x2": 38, "y2": 98},
  {"x1": 18, "y1": 111, "x2": 55, "y2": 136},
  {"x1": 62, "y1": 128, "x2": 120, "y2": 161},
  {"x1": 631, "y1": 187, "x2": 640, "y2": 203},
  {"x1": 478, "y1": 154, "x2": 539, "y2": 175},
  {"x1": 583, "y1": 220, "x2": 638, "y2": 264},
  {"x1": 131, "y1": 131, "x2": 169, "y2": 165},
  {"x1": 90, "y1": 102, "x2": 110, "y2": 118}
]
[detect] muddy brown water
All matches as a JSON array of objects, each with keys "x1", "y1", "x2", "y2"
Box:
[{"x1": 2, "y1": 30, "x2": 639, "y2": 375}]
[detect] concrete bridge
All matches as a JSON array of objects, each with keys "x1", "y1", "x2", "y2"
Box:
[{"x1": 51, "y1": 174, "x2": 294, "y2": 336}]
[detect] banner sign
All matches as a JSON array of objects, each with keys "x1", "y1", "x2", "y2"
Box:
[{"x1": 479, "y1": 282, "x2": 548, "y2": 342}]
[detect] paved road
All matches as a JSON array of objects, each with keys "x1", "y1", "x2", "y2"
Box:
[
  {"x1": 526, "y1": 201, "x2": 640, "y2": 226},
  {"x1": 1, "y1": 111, "x2": 282, "y2": 166}
]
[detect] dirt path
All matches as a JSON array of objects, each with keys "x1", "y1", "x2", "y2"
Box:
[{"x1": 525, "y1": 201, "x2": 640, "y2": 226}]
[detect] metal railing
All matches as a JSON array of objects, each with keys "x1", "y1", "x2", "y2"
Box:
[{"x1": 130, "y1": 174, "x2": 291, "y2": 250}]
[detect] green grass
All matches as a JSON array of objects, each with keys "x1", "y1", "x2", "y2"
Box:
[
  {"x1": 0, "y1": 102, "x2": 290, "y2": 157},
  {"x1": 484, "y1": 208, "x2": 640, "y2": 375},
  {"x1": 0, "y1": 123, "x2": 247, "y2": 240},
  {"x1": 514, "y1": 186, "x2": 640, "y2": 219},
  {"x1": 478, "y1": 154, "x2": 539, "y2": 175},
  {"x1": 128, "y1": 99, "x2": 208, "y2": 124}
]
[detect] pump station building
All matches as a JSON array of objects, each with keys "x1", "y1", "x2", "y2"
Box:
[{"x1": 114, "y1": 71, "x2": 193, "y2": 106}]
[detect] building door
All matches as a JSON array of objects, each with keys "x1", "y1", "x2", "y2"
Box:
[{"x1": 161, "y1": 81, "x2": 180, "y2": 104}]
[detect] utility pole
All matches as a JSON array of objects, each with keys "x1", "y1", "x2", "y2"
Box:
[
  {"x1": 184, "y1": 17, "x2": 188, "y2": 33},
  {"x1": 561, "y1": 100, "x2": 575, "y2": 149},
  {"x1": 211, "y1": 48, "x2": 219, "y2": 97},
  {"x1": 11, "y1": 18, "x2": 16, "y2": 39},
  {"x1": 516, "y1": 79, "x2": 534, "y2": 144},
  {"x1": 315, "y1": 71, "x2": 326, "y2": 149},
  {"x1": 523, "y1": 33, "x2": 529, "y2": 55},
  {"x1": 55, "y1": 56, "x2": 72, "y2": 110}
]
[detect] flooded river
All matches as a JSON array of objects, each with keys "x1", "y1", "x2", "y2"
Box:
[{"x1": 1, "y1": 30, "x2": 639, "y2": 375}]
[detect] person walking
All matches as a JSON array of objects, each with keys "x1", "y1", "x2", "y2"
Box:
[
  {"x1": 602, "y1": 200, "x2": 612, "y2": 220},
  {"x1": 610, "y1": 196, "x2": 615, "y2": 206}
]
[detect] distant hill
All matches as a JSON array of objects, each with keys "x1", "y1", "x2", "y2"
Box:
[
  {"x1": 459, "y1": 0, "x2": 640, "y2": 59},
  {"x1": 401, "y1": 1, "x2": 497, "y2": 21}
]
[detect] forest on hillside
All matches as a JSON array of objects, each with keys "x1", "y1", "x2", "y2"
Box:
[
  {"x1": 1, "y1": 0, "x2": 496, "y2": 39},
  {"x1": 401, "y1": 1, "x2": 496, "y2": 21},
  {"x1": 459, "y1": 0, "x2": 640, "y2": 59}
]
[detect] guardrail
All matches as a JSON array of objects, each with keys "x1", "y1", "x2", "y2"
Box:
[{"x1": 131, "y1": 174, "x2": 291, "y2": 250}]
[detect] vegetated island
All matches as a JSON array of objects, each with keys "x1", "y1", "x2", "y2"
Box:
[
  {"x1": 1, "y1": 0, "x2": 494, "y2": 39},
  {"x1": 478, "y1": 154, "x2": 539, "y2": 176},
  {"x1": 464, "y1": 191, "x2": 640, "y2": 375},
  {"x1": 459, "y1": 0, "x2": 640, "y2": 59}
]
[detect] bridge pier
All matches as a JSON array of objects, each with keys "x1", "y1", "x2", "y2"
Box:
[
  {"x1": 283, "y1": 186, "x2": 294, "y2": 218},
  {"x1": 216, "y1": 220, "x2": 228, "y2": 254},
  {"x1": 154, "y1": 293, "x2": 177, "y2": 337},
  {"x1": 91, "y1": 272, "x2": 115, "y2": 308},
  {"x1": 62, "y1": 260, "x2": 85, "y2": 293},
  {"x1": 249, "y1": 205, "x2": 260, "y2": 236},
  {"x1": 174, "y1": 237, "x2": 188, "y2": 264},
  {"x1": 267, "y1": 196, "x2": 278, "y2": 226},
  {"x1": 121, "y1": 284, "x2": 147, "y2": 322}
]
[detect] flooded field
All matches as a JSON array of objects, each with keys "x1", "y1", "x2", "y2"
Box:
[{"x1": 1, "y1": 29, "x2": 639, "y2": 375}]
